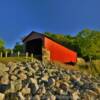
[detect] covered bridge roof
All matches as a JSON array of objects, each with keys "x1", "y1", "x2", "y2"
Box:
[{"x1": 22, "y1": 31, "x2": 76, "y2": 53}]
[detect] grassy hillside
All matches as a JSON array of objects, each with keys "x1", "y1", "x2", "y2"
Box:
[
  {"x1": 0, "y1": 57, "x2": 31, "y2": 64},
  {"x1": 77, "y1": 59, "x2": 100, "y2": 76}
]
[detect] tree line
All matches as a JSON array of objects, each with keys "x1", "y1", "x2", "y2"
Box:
[{"x1": 0, "y1": 29, "x2": 100, "y2": 61}]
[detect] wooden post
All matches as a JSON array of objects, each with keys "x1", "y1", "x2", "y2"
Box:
[
  {"x1": 26, "y1": 52, "x2": 29, "y2": 61},
  {"x1": 0, "y1": 52, "x2": 3, "y2": 58},
  {"x1": 17, "y1": 51, "x2": 20, "y2": 57},
  {"x1": 5, "y1": 51, "x2": 8, "y2": 58},
  {"x1": 11, "y1": 49, "x2": 13, "y2": 56},
  {"x1": 31, "y1": 53, "x2": 34, "y2": 62}
]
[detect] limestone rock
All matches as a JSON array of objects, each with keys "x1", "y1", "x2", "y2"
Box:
[
  {"x1": 0, "y1": 63, "x2": 9, "y2": 72},
  {"x1": 59, "y1": 83, "x2": 68, "y2": 91},
  {"x1": 21, "y1": 87, "x2": 31, "y2": 95},
  {"x1": 77, "y1": 57, "x2": 86, "y2": 65},
  {"x1": 49, "y1": 94, "x2": 56, "y2": 100},
  {"x1": 0, "y1": 73, "x2": 9, "y2": 84},
  {"x1": 72, "y1": 90, "x2": 80, "y2": 100},
  {"x1": 48, "y1": 78, "x2": 55, "y2": 87},
  {"x1": 7, "y1": 62, "x2": 17, "y2": 73},
  {"x1": 0, "y1": 93, "x2": 5, "y2": 100},
  {"x1": 10, "y1": 75, "x2": 17, "y2": 81},
  {"x1": 18, "y1": 92, "x2": 25, "y2": 100},
  {"x1": 18, "y1": 72, "x2": 27, "y2": 80},
  {"x1": 10, "y1": 80, "x2": 22, "y2": 92},
  {"x1": 33, "y1": 95, "x2": 40, "y2": 100},
  {"x1": 29, "y1": 83, "x2": 39, "y2": 95}
]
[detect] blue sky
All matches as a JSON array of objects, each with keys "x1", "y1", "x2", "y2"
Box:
[{"x1": 0, "y1": 0, "x2": 100, "y2": 48}]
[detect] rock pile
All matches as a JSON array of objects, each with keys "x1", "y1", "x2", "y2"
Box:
[{"x1": 0, "y1": 60, "x2": 100, "y2": 100}]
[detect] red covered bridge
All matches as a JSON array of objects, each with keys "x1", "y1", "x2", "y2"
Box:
[{"x1": 23, "y1": 31, "x2": 77, "y2": 63}]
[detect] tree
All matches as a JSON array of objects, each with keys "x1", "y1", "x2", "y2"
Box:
[
  {"x1": 13, "y1": 42, "x2": 24, "y2": 53},
  {"x1": 0, "y1": 39, "x2": 5, "y2": 48},
  {"x1": 77, "y1": 29, "x2": 100, "y2": 60},
  {"x1": 0, "y1": 39, "x2": 5, "y2": 52}
]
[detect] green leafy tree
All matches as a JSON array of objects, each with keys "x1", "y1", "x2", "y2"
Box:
[
  {"x1": 0, "y1": 39, "x2": 5, "y2": 52},
  {"x1": 77, "y1": 29, "x2": 100, "y2": 60},
  {"x1": 0, "y1": 39, "x2": 5, "y2": 48},
  {"x1": 13, "y1": 42, "x2": 24, "y2": 53}
]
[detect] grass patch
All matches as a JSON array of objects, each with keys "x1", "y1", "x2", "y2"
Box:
[
  {"x1": 77, "y1": 59, "x2": 100, "y2": 76},
  {"x1": 54, "y1": 61, "x2": 79, "y2": 71},
  {"x1": 0, "y1": 57, "x2": 31, "y2": 64},
  {"x1": 90, "y1": 60, "x2": 100, "y2": 75}
]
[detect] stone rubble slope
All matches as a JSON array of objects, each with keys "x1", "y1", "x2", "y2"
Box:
[{"x1": 0, "y1": 60, "x2": 100, "y2": 100}]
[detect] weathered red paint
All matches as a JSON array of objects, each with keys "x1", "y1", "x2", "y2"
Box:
[{"x1": 44, "y1": 37, "x2": 77, "y2": 63}]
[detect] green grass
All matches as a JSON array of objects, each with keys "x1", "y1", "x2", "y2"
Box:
[
  {"x1": 54, "y1": 61, "x2": 79, "y2": 71},
  {"x1": 91, "y1": 60, "x2": 100, "y2": 75},
  {"x1": 77, "y1": 59, "x2": 100, "y2": 76},
  {"x1": 0, "y1": 57, "x2": 32, "y2": 64}
]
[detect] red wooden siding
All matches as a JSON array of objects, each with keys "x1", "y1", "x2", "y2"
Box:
[{"x1": 44, "y1": 37, "x2": 77, "y2": 63}]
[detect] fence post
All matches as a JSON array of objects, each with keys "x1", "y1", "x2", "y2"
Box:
[
  {"x1": 17, "y1": 51, "x2": 20, "y2": 57},
  {"x1": 0, "y1": 52, "x2": 3, "y2": 58},
  {"x1": 11, "y1": 49, "x2": 13, "y2": 56},
  {"x1": 31, "y1": 53, "x2": 34, "y2": 62},
  {"x1": 5, "y1": 51, "x2": 8, "y2": 58},
  {"x1": 26, "y1": 52, "x2": 29, "y2": 61}
]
